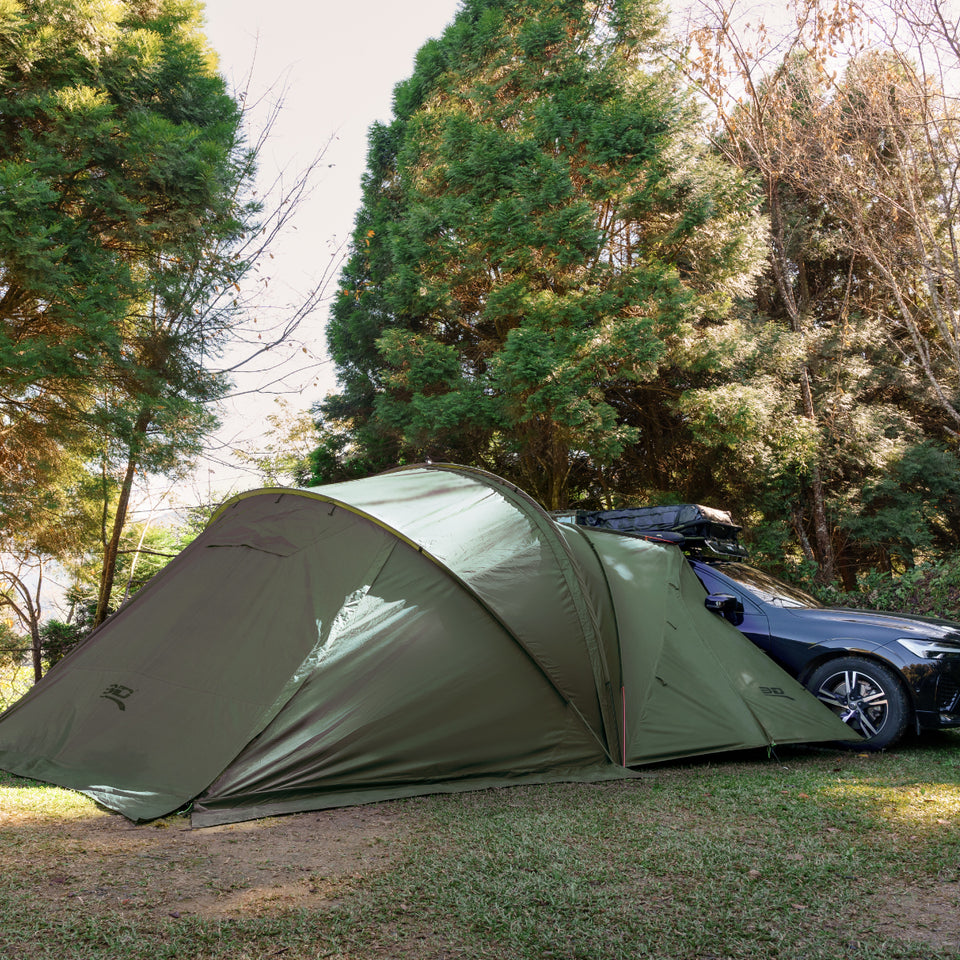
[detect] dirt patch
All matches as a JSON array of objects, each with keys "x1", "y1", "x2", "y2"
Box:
[
  {"x1": 4, "y1": 779, "x2": 959, "y2": 956},
  {"x1": 7, "y1": 803, "x2": 410, "y2": 921},
  {"x1": 871, "y1": 882, "x2": 960, "y2": 952}
]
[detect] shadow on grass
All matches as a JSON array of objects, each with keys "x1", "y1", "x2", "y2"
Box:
[{"x1": 0, "y1": 769, "x2": 57, "y2": 790}]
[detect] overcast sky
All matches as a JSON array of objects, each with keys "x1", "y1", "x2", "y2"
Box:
[
  {"x1": 202, "y1": 0, "x2": 462, "y2": 291},
  {"x1": 177, "y1": 0, "x2": 463, "y2": 497}
]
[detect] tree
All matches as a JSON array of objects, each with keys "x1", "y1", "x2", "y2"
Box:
[
  {"x1": 681, "y1": 2, "x2": 867, "y2": 581},
  {"x1": 234, "y1": 399, "x2": 320, "y2": 486},
  {"x1": 0, "y1": 0, "x2": 239, "y2": 613},
  {"x1": 802, "y1": 46, "x2": 960, "y2": 435},
  {"x1": 318, "y1": 0, "x2": 766, "y2": 508},
  {"x1": 0, "y1": 1, "x2": 225, "y2": 484},
  {"x1": 0, "y1": 550, "x2": 46, "y2": 682},
  {"x1": 680, "y1": 0, "x2": 960, "y2": 581},
  {"x1": 0, "y1": 1, "x2": 329, "y2": 626},
  {"x1": 0, "y1": 615, "x2": 30, "y2": 712},
  {"x1": 841, "y1": 0, "x2": 960, "y2": 436},
  {"x1": 60, "y1": 513, "x2": 184, "y2": 622},
  {"x1": 0, "y1": 437, "x2": 102, "y2": 680},
  {"x1": 843, "y1": 440, "x2": 960, "y2": 568}
]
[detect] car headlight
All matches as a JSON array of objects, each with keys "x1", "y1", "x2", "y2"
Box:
[{"x1": 898, "y1": 637, "x2": 960, "y2": 659}]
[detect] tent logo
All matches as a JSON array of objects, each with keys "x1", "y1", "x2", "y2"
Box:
[
  {"x1": 759, "y1": 686, "x2": 794, "y2": 701},
  {"x1": 100, "y1": 685, "x2": 135, "y2": 710}
]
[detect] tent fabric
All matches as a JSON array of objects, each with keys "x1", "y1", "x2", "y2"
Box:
[
  {"x1": 0, "y1": 464, "x2": 853, "y2": 825},
  {"x1": 573, "y1": 528, "x2": 842, "y2": 762}
]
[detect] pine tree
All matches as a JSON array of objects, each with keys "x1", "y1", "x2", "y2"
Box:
[
  {"x1": 0, "y1": 1, "x2": 266, "y2": 623},
  {"x1": 318, "y1": 0, "x2": 765, "y2": 508}
]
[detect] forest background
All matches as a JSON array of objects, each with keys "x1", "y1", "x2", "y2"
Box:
[{"x1": 3, "y1": 0, "x2": 960, "y2": 693}]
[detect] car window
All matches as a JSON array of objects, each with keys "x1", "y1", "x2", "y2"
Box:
[
  {"x1": 691, "y1": 564, "x2": 760, "y2": 615},
  {"x1": 693, "y1": 564, "x2": 735, "y2": 597},
  {"x1": 705, "y1": 563, "x2": 822, "y2": 609}
]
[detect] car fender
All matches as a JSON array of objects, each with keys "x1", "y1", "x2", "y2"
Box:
[{"x1": 796, "y1": 641, "x2": 919, "y2": 705}]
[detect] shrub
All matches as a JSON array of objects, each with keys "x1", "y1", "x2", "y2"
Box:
[{"x1": 809, "y1": 557, "x2": 960, "y2": 619}]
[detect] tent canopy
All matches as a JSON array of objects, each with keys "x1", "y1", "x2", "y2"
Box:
[{"x1": 0, "y1": 465, "x2": 852, "y2": 825}]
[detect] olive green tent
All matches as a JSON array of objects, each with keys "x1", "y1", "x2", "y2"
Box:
[{"x1": 0, "y1": 465, "x2": 851, "y2": 825}]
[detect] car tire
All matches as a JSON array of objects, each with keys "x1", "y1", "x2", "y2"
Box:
[{"x1": 805, "y1": 656, "x2": 911, "y2": 750}]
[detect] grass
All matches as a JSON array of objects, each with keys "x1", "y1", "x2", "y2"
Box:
[{"x1": 2, "y1": 735, "x2": 960, "y2": 959}]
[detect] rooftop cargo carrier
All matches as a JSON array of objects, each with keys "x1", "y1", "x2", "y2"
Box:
[{"x1": 562, "y1": 504, "x2": 748, "y2": 560}]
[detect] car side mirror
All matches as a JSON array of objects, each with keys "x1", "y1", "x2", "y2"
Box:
[{"x1": 705, "y1": 593, "x2": 745, "y2": 626}]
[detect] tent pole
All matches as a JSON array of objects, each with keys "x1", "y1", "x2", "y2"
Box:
[{"x1": 622, "y1": 685, "x2": 626, "y2": 767}]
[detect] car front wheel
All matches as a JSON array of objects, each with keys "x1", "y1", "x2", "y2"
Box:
[{"x1": 806, "y1": 657, "x2": 910, "y2": 749}]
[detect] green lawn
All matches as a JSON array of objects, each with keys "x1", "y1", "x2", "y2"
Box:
[{"x1": 2, "y1": 734, "x2": 959, "y2": 959}]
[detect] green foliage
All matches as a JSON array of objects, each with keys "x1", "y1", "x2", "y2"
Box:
[
  {"x1": 60, "y1": 519, "x2": 191, "y2": 621},
  {"x1": 0, "y1": 0, "x2": 242, "y2": 414},
  {"x1": 316, "y1": 0, "x2": 960, "y2": 580},
  {"x1": 664, "y1": 47, "x2": 960, "y2": 583},
  {"x1": 317, "y1": 0, "x2": 766, "y2": 507},
  {"x1": 37, "y1": 618, "x2": 88, "y2": 670},
  {"x1": 841, "y1": 442, "x2": 960, "y2": 563},
  {"x1": 234, "y1": 400, "x2": 320, "y2": 486},
  {"x1": 0, "y1": 618, "x2": 25, "y2": 669},
  {"x1": 0, "y1": 0, "x2": 266, "y2": 626},
  {"x1": 810, "y1": 558, "x2": 960, "y2": 621},
  {"x1": 0, "y1": 0, "x2": 248, "y2": 457}
]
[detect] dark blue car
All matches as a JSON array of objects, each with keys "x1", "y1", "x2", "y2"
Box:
[{"x1": 691, "y1": 559, "x2": 960, "y2": 749}]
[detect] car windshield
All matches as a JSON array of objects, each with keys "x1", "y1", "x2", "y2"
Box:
[{"x1": 716, "y1": 563, "x2": 823, "y2": 609}]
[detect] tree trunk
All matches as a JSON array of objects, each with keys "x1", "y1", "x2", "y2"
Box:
[
  {"x1": 0, "y1": 565, "x2": 46, "y2": 681},
  {"x1": 798, "y1": 368, "x2": 836, "y2": 583},
  {"x1": 94, "y1": 408, "x2": 151, "y2": 627},
  {"x1": 768, "y1": 192, "x2": 838, "y2": 583},
  {"x1": 30, "y1": 620, "x2": 43, "y2": 683},
  {"x1": 791, "y1": 506, "x2": 816, "y2": 565}
]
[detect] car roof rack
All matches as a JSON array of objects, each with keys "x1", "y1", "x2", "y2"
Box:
[{"x1": 553, "y1": 504, "x2": 749, "y2": 560}]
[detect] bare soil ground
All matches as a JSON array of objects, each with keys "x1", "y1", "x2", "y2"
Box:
[
  {"x1": 872, "y1": 883, "x2": 960, "y2": 951},
  {"x1": 6, "y1": 803, "x2": 410, "y2": 922},
  {"x1": 4, "y1": 785, "x2": 958, "y2": 955}
]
